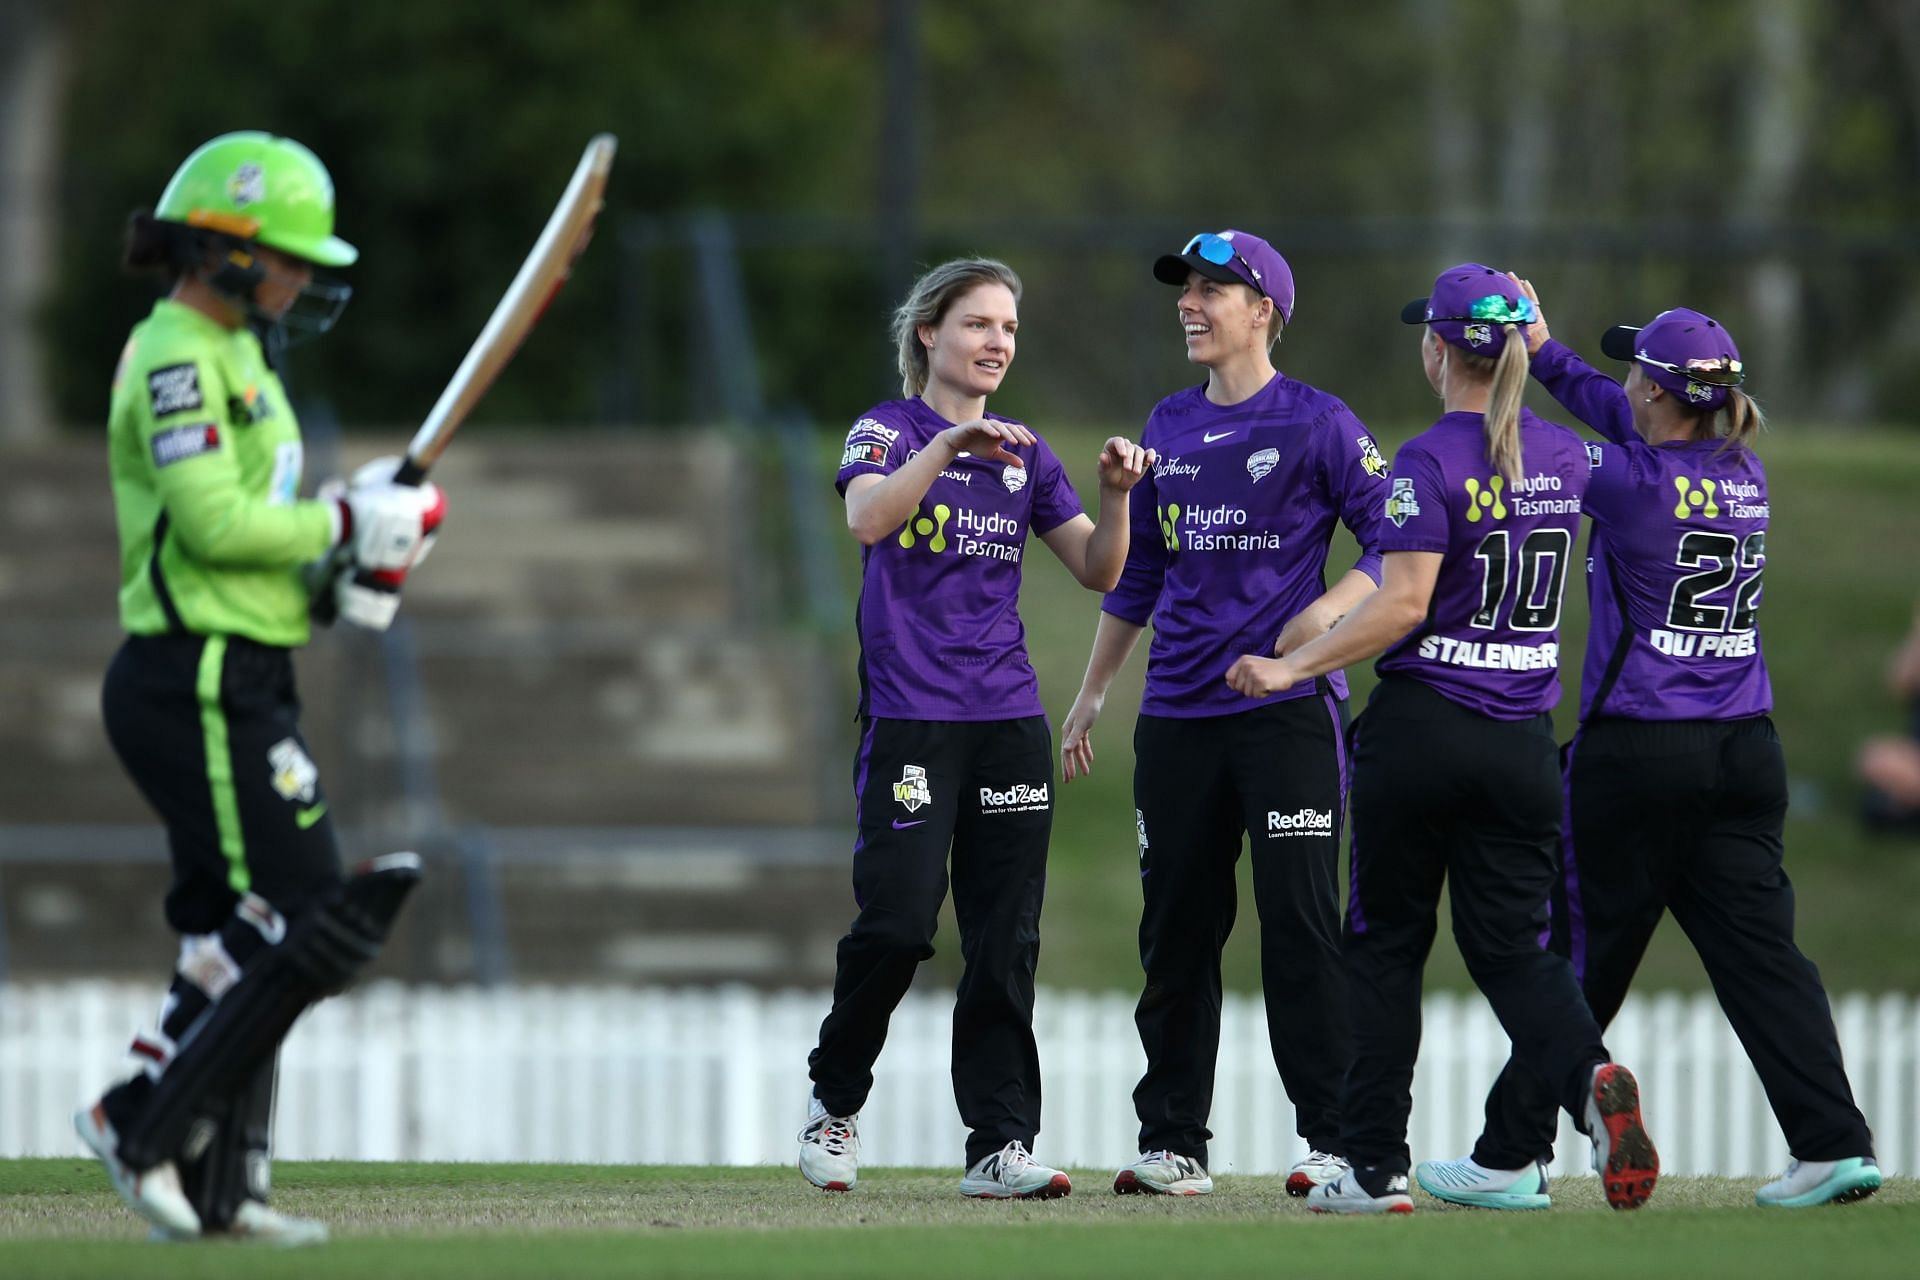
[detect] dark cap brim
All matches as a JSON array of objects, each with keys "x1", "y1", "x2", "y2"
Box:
[
  {"x1": 1153, "y1": 252, "x2": 1244, "y2": 287},
  {"x1": 1600, "y1": 325, "x2": 1642, "y2": 361},
  {"x1": 1400, "y1": 298, "x2": 1431, "y2": 325}
]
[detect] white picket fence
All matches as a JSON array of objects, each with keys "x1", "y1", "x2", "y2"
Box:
[{"x1": 2, "y1": 983, "x2": 1914, "y2": 1176}]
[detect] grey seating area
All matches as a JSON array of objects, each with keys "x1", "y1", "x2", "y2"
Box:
[{"x1": 0, "y1": 435, "x2": 856, "y2": 987}]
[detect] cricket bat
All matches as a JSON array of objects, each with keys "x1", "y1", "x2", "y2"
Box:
[
  {"x1": 393, "y1": 131, "x2": 618, "y2": 485},
  {"x1": 316, "y1": 133, "x2": 616, "y2": 622}
]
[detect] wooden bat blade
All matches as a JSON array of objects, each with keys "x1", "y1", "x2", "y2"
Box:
[{"x1": 401, "y1": 133, "x2": 617, "y2": 479}]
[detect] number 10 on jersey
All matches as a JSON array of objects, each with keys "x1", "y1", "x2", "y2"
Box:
[{"x1": 1470, "y1": 528, "x2": 1573, "y2": 632}]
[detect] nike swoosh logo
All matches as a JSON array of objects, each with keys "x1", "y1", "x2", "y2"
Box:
[
  {"x1": 892, "y1": 818, "x2": 926, "y2": 829},
  {"x1": 1202, "y1": 430, "x2": 1235, "y2": 442},
  {"x1": 295, "y1": 803, "x2": 327, "y2": 830}
]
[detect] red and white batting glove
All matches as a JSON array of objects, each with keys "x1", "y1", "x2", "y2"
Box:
[{"x1": 326, "y1": 456, "x2": 447, "y2": 631}]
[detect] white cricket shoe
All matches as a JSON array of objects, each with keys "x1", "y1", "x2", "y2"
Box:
[
  {"x1": 1756, "y1": 1157, "x2": 1882, "y2": 1208},
  {"x1": 797, "y1": 1093, "x2": 860, "y2": 1192},
  {"x1": 1305, "y1": 1168, "x2": 1414, "y2": 1215},
  {"x1": 1414, "y1": 1155, "x2": 1551, "y2": 1210},
  {"x1": 1113, "y1": 1150, "x2": 1212, "y2": 1196},
  {"x1": 149, "y1": 1199, "x2": 330, "y2": 1247},
  {"x1": 960, "y1": 1141, "x2": 1072, "y2": 1199},
  {"x1": 73, "y1": 1102, "x2": 201, "y2": 1239},
  {"x1": 1285, "y1": 1149, "x2": 1350, "y2": 1198}
]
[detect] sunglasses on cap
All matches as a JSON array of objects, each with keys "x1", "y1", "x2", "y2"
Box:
[
  {"x1": 1428, "y1": 294, "x2": 1539, "y2": 325},
  {"x1": 1635, "y1": 351, "x2": 1745, "y2": 387},
  {"x1": 1181, "y1": 233, "x2": 1268, "y2": 298}
]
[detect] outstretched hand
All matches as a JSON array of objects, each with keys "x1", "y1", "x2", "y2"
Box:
[
  {"x1": 1097, "y1": 437, "x2": 1154, "y2": 493},
  {"x1": 942, "y1": 418, "x2": 1036, "y2": 468},
  {"x1": 1061, "y1": 691, "x2": 1103, "y2": 781},
  {"x1": 1507, "y1": 272, "x2": 1552, "y2": 356}
]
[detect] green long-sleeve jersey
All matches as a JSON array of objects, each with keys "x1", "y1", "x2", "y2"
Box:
[{"x1": 109, "y1": 299, "x2": 338, "y2": 647}]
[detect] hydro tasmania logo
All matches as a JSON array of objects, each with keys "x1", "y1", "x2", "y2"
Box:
[
  {"x1": 1267, "y1": 808, "x2": 1334, "y2": 838},
  {"x1": 898, "y1": 503, "x2": 1023, "y2": 561},
  {"x1": 1672, "y1": 476, "x2": 1720, "y2": 519}
]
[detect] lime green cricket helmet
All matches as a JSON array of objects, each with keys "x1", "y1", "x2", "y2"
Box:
[{"x1": 156, "y1": 131, "x2": 357, "y2": 267}]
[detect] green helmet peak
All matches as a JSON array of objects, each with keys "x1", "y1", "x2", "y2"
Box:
[{"x1": 156, "y1": 132, "x2": 357, "y2": 268}]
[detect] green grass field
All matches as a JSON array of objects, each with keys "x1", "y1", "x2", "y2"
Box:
[
  {"x1": 818, "y1": 422, "x2": 1920, "y2": 995},
  {"x1": 1, "y1": 1160, "x2": 1913, "y2": 1278}
]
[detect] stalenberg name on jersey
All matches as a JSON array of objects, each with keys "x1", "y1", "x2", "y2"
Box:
[
  {"x1": 1529, "y1": 340, "x2": 1771, "y2": 721},
  {"x1": 836, "y1": 398, "x2": 1083, "y2": 721},
  {"x1": 1101, "y1": 374, "x2": 1388, "y2": 718},
  {"x1": 1375, "y1": 409, "x2": 1590, "y2": 720}
]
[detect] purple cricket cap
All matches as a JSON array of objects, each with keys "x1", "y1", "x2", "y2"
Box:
[
  {"x1": 1400, "y1": 263, "x2": 1536, "y2": 356},
  {"x1": 1153, "y1": 230, "x2": 1296, "y2": 324},
  {"x1": 1599, "y1": 308, "x2": 1744, "y2": 410}
]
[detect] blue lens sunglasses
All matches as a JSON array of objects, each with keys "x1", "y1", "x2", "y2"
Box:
[{"x1": 1182, "y1": 233, "x2": 1267, "y2": 297}]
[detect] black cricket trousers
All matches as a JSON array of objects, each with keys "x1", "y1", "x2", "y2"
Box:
[
  {"x1": 102, "y1": 632, "x2": 343, "y2": 933},
  {"x1": 809, "y1": 716, "x2": 1053, "y2": 1167},
  {"x1": 1341, "y1": 676, "x2": 1608, "y2": 1176},
  {"x1": 1129, "y1": 689, "x2": 1351, "y2": 1165},
  {"x1": 1472, "y1": 715, "x2": 1873, "y2": 1170}
]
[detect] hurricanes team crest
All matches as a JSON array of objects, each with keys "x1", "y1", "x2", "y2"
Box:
[
  {"x1": 1246, "y1": 448, "x2": 1279, "y2": 483},
  {"x1": 1002, "y1": 465, "x2": 1027, "y2": 493},
  {"x1": 893, "y1": 765, "x2": 932, "y2": 812},
  {"x1": 267, "y1": 738, "x2": 318, "y2": 803}
]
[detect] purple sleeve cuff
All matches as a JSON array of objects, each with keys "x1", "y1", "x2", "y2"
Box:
[
  {"x1": 1351, "y1": 550, "x2": 1384, "y2": 585},
  {"x1": 1531, "y1": 340, "x2": 1636, "y2": 446}
]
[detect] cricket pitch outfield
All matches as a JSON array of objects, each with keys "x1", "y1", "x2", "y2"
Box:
[{"x1": 0, "y1": 1160, "x2": 1912, "y2": 1278}]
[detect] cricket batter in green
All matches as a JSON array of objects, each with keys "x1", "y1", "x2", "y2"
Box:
[{"x1": 74, "y1": 132, "x2": 444, "y2": 1244}]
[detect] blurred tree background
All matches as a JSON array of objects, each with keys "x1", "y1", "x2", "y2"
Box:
[{"x1": 19, "y1": 0, "x2": 1920, "y2": 437}]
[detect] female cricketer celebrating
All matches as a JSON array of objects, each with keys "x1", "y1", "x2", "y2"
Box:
[
  {"x1": 1060, "y1": 230, "x2": 1388, "y2": 1198},
  {"x1": 75, "y1": 132, "x2": 443, "y2": 1244},
  {"x1": 1415, "y1": 281, "x2": 1879, "y2": 1211},
  {"x1": 1226, "y1": 265, "x2": 1658, "y2": 1215},
  {"x1": 798, "y1": 259, "x2": 1149, "y2": 1198}
]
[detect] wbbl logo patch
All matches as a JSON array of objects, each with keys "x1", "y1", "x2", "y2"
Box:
[
  {"x1": 151, "y1": 423, "x2": 220, "y2": 468},
  {"x1": 147, "y1": 363, "x2": 203, "y2": 417},
  {"x1": 1385, "y1": 476, "x2": 1420, "y2": 527},
  {"x1": 893, "y1": 764, "x2": 932, "y2": 812},
  {"x1": 1357, "y1": 436, "x2": 1389, "y2": 478}
]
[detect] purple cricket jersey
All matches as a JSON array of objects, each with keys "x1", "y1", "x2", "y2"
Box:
[
  {"x1": 1376, "y1": 410, "x2": 1590, "y2": 719},
  {"x1": 1531, "y1": 340, "x2": 1772, "y2": 721},
  {"x1": 1101, "y1": 375, "x2": 1388, "y2": 717},
  {"x1": 836, "y1": 397, "x2": 1084, "y2": 721}
]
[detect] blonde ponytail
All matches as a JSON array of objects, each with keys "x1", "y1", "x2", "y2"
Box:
[
  {"x1": 1445, "y1": 326, "x2": 1527, "y2": 484},
  {"x1": 1713, "y1": 388, "x2": 1767, "y2": 453},
  {"x1": 1484, "y1": 326, "x2": 1527, "y2": 484}
]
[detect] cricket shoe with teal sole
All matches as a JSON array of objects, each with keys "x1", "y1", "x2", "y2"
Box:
[
  {"x1": 1414, "y1": 1156, "x2": 1550, "y2": 1210},
  {"x1": 1756, "y1": 1157, "x2": 1882, "y2": 1208}
]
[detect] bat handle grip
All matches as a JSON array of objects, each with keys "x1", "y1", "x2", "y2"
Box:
[{"x1": 392, "y1": 456, "x2": 429, "y2": 487}]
